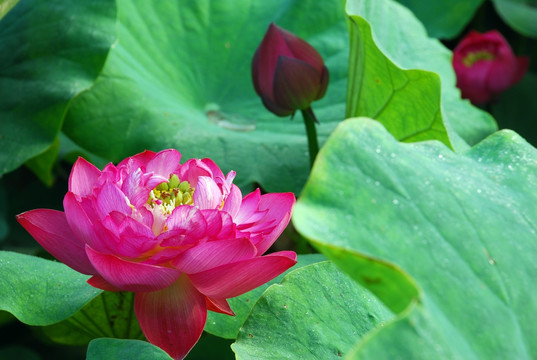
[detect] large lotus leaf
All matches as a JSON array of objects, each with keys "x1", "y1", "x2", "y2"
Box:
[
  {"x1": 205, "y1": 253, "x2": 325, "y2": 339},
  {"x1": 293, "y1": 118, "x2": 537, "y2": 358},
  {"x1": 395, "y1": 0, "x2": 483, "y2": 39},
  {"x1": 0, "y1": 0, "x2": 117, "y2": 177},
  {"x1": 492, "y1": 0, "x2": 537, "y2": 38},
  {"x1": 232, "y1": 261, "x2": 394, "y2": 359},
  {"x1": 346, "y1": 0, "x2": 497, "y2": 149},
  {"x1": 62, "y1": 0, "x2": 348, "y2": 194},
  {"x1": 0, "y1": 251, "x2": 102, "y2": 326}
]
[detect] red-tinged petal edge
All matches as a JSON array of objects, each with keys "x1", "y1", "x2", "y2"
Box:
[
  {"x1": 189, "y1": 251, "x2": 297, "y2": 299},
  {"x1": 206, "y1": 297, "x2": 235, "y2": 316},
  {"x1": 16, "y1": 209, "x2": 96, "y2": 275},
  {"x1": 87, "y1": 275, "x2": 122, "y2": 292},
  {"x1": 135, "y1": 275, "x2": 207, "y2": 360},
  {"x1": 85, "y1": 245, "x2": 180, "y2": 292}
]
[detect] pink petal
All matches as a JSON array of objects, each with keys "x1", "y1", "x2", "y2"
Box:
[
  {"x1": 85, "y1": 245, "x2": 180, "y2": 292},
  {"x1": 105, "y1": 215, "x2": 159, "y2": 258},
  {"x1": 206, "y1": 297, "x2": 234, "y2": 316},
  {"x1": 87, "y1": 275, "x2": 122, "y2": 291},
  {"x1": 189, "y1": 251, "x2": 297, "y2": 298},
  {"x1": 221, "y1": 184, "x2": 242, "y2": 218},
  {"x1": 193, "y1": 176, "x2": 223, "y2": 210},
  {"x1": 63, "y1": 192, "x2": 98, "y2": 247},
  {"x1": 253, "y1": 212, "x2": 291, "y2": 255},
  {"x1": 117, "y1": 150, "x2": 156, "y2": 169},
  {"x1": 165, "y1": 206, "x2": 207, "y2": 237},
  {"x1": 95, "y1": 183, "x2": 132, "y2": 218},
  {"x1": 201, "y1": 210, "x2": 235, "y2": 239},
  {"x1": 146, "y1": 149, "x2": 182, "y2": 178},
  {"x1": 16, "y1": 209, "x2": 95, "y2": 275},
  {"x1": 170, "y1": 237, "x2": 257, "y2": 274},
  {"x1": 234, "y1": 188, "x2": 261, "y2": 224},
  {"x1": 177, "y1": 159, "x2": 212, "y2": 187},
  {"x1": 68, "y1": 157, "x2": 101, "y2": 197},
  {"x1": 121, "y1": 168, "x2": 152, "y2": 208},
  {"x1": 135, "y1": 275, "x2": 207, "y2": 360}
]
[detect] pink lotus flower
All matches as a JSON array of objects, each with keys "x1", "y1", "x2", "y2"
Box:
[
  {"x1": 17, "y1": 149, "x2": 296, "y2": 359},
  {"x1": 252, "y1": 23, "x2": 329, "y2": 116},
  {"x1": 452, "y1": 30, "x2": 529, "y2": 104}
]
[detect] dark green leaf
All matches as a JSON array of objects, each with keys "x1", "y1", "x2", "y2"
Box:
[
  {"x1": 395, "y1": 0, "x2": 484, "y2": 39},
  {"x1": 42, "y1": 291, "x2": 142, "y2": 346},
  {"x1": 87, "y1": 338, "x2": 172, "y2": 360},
  {"x1": 0, "y1": 0, "x2": 117, "y2": 177}
]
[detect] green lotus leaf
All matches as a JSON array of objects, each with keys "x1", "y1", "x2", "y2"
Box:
[{"x1": 294, "y1": 118, "x2": 537, "y2": 358}]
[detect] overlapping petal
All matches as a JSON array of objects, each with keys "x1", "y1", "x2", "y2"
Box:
[
  {"x1": 16, "y1": 209, "x2": 95, "y2": 275},
  {"x1": 189, "y1": 251, "x2": 297, "y2": 298},
  {"x1": 85, "y1": 246, "x2": 180, "y2": 292}
]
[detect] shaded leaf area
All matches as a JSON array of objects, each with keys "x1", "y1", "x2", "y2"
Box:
[
  {"x1": 87, "y1": 333, "x2": 235, "y2": 360},
  {"x1": 232, "y1": 261, "x2": 393, "y2": 359},
  {"x1": 395, "y1": 0, "x2": 484, "y2": 39},
  {"x1": 63, "y1": 0, "x2": 349, "y2": 194},
  {"x1": 0, "y1": 0, "x2": 117, "y2": 177},
  {"x1": 294, "y1": 118, "x2": 537, "y2": 358},
  {"x1": 492, "y1": 0, "x2": 537, "y2": 38},
  {"x1": 205, "y1": 253, "x2": 326, "y2": 339},
  {"x1": 87, "y1": 338, "x2": 172, "y2": 360},
  {"x1": 42, "y1": 291, "x2": 143, "y2": 346},
  {"x1": 0, "y1": 251, "x2": 101, "y2": 326},
  {"x1": 492, "y1": 72, "x2": 537, "y2": 147},
  {"x1": 345, "y1": 0, "x2": 496, "y2": 149}
]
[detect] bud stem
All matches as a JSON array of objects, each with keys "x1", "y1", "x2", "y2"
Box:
[{"x1": 301, "y1": 107, "x2": 319, "y2": 168}]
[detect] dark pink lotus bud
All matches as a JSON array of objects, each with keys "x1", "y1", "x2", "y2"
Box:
[
  {"x1": 252, "y1": 23, "x2": 329, "y2": 116},
  {"x1": 452, "y1": 30, "x2": 529, "y2": 105}
]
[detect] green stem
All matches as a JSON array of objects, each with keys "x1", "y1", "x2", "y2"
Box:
[{"x1": 301, "y1": 107, "x2": 319, "y2": 168}]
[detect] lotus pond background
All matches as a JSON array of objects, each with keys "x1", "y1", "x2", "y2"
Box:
[{"x1": 1, "y1": 0, "x2": 536, "y2": 359}]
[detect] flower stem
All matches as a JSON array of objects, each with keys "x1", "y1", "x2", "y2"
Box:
[{"x1": 301, "y1": 107, "x2": 319, "y2": 168}]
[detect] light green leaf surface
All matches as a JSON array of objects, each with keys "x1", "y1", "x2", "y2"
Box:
[
  {"x1": 493, "y1": 0, "x2": 537, "y2": 38},
  {"x1": 395, "y1": 0, "x2": 484, "y2": 39},
  {"x1": 63, "y1": 0, "x2": 348, "y2": 193},
  {"x1": 204, "y1": 253, "x2": 326, "y2": 339},
  {"x1": 0, "y1": 0, "x2": 117, "y2": 177},
  {"x1": 294, "y1": 118, "x2": 537, "y2": 359},
  {"x1": 87, "y1": 338, "x2": 172, "y2": 360},
  {"x1": 346, "y1": 0, "x2": 496, "y2": 149},
  {"x1": 42, "y1": 291, "x2": 143, "y2": 346},
  {"x1": 232, "y1": 261, "x2": 394, "y2": 359},
  {"x1": 0, "y1": 251, "x2": 102, "y2": 326}
]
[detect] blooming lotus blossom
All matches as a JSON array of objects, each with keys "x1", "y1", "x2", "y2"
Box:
[
  {"x1": 452, "y1": 30, "x2": 529, "y2": 104},
  {"x1": 17, "y1": 149, "x2": 296, "y2": 359},
  {"x1": 252, "y1": 23, "x2": 329, "y2": 116}
]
